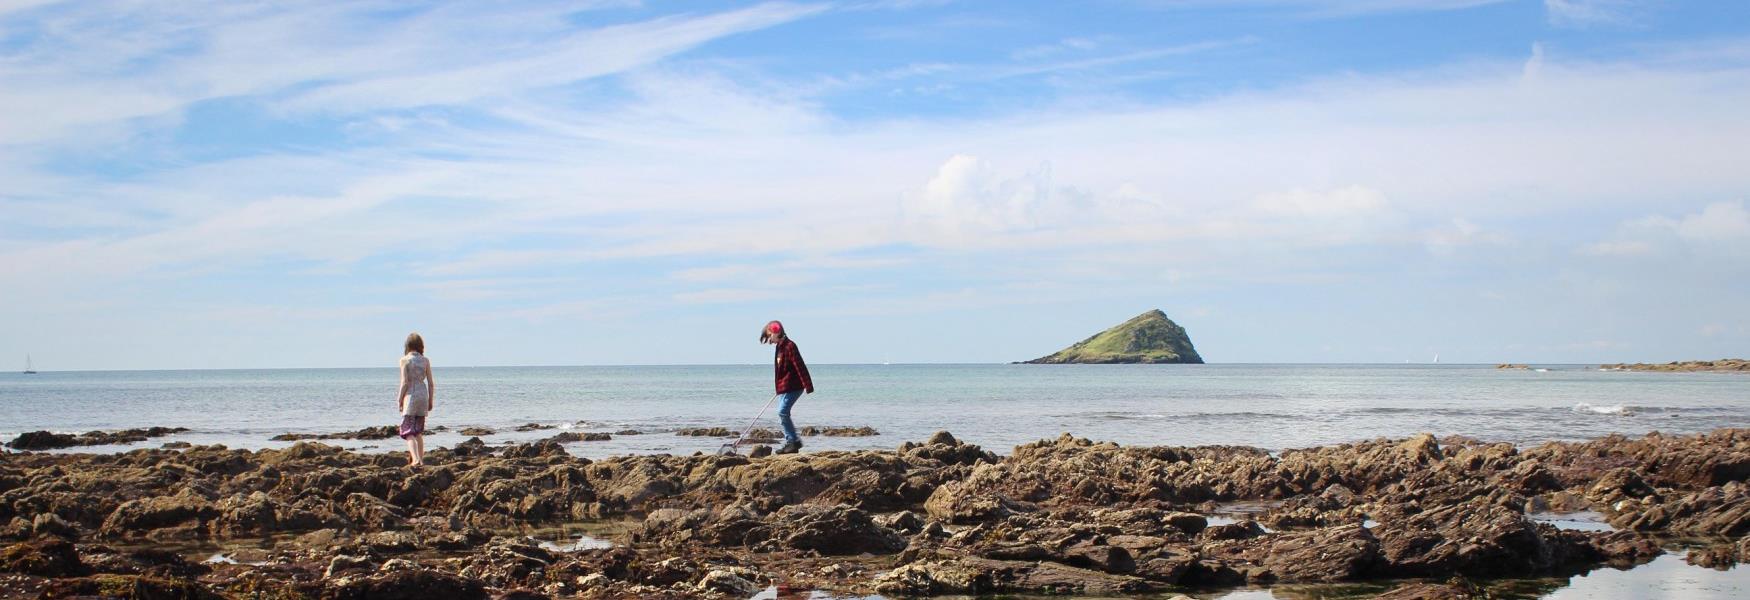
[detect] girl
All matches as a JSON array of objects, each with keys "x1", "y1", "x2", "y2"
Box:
[
  {"x1": 760, "y1": 320, "x2": 813, "y2": 454},
  {"x1": 397, "y1": 332, "x2": 435, "y2": 467}
]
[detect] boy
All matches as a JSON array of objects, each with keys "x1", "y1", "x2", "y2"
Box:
[{"x1": 760, "y1": 320, "x2": 814, "y2": 454}]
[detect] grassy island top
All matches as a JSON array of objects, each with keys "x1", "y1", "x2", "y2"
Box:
[{"x1": 1022, "y1": 309, "x2": 1204, "y2": 364}]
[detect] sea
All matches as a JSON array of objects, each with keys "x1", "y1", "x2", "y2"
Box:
[
  {"x1": 3, "y1": 363, "x2": 1749, "y2": 599},
  {"x1": 3, "y1": 363, "x2": 1745, "y2": 457}
]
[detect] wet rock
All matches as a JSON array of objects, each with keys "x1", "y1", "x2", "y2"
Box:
[
  {"x1": 876, "y1": 510, "x2": 926, "y2": 535},
  {"x1": 800, "y1": 426, "x2": 880, "y2": 437},
  {"x1": 925, "y1": 479, "x2": 1018, "y2": 524},
  {"x1": 675, "y1": 427, "x2": 735, "y2": 437},
  {"x1": 161, "y1": 441, "x2": 193, "y2": 449},
  {"x1": 514, "y1": 423, "x2": 555, "y2": 432},
  {"x1": 0, "y1": 537, "x2": 86, "y2": 576},
  {"x1": 1203, "y1": 520, "x2": 1267, "y2": 541},
  {"x1": 874, "y1": 557, "x2": 1154, "y2": 596},
  {"x1": 1373, "y1": 500, "x2": 1563, "y2": 577},
  {"x1": 543, "y1": 432, "x2": 610, "y2": 443},
  {"x1": 357, "y1": 530, "x2": 420, "y2": 554},
  {"x1": 1260, "y1": 523, "x2": 1379, "y2": 582},
  {"x1": 1686, "y1": 543, "x2": 1739, "y2": 569},
  {"x1": 1610, "y1": 481, "x2": 1750, "y2": 536},
  {"x1": 749, "y1": 445, "x2": 773, "y2": 458},
  {"x1": 457, "y1": 537, "x2": 554, "y2": 587},
  {"x1": 78, "y1": 546, "x2": 207, "y2": 579},
  {"x1": 323, "y1": 567, "x2": 488, "y2": 600},
  {"x1": 636, "y1": 557, "x2": 699, "y2": 586},
  {"x1": 1373, "y1": 577, "x2": 1492, "y2": 599},
  {"x1": 100, "y1": 494, "x2": 216, "y2": 539},
  {"x1": 767, "y1": 504, "x2": 907, "y2": 555},
  {"x1": 270, "y1": 426, "x2": 397, "y2": 442},
  {"x1": 7, "y1": 427, "x2": 190, "y2": 450},
  {"x1": 325, "y1": 554, "x2": 377, "y2": 578},
  {"x1": 459, "y1": 427, "x2": 496, "y2": 437},
  {"x1": 44, "y1": 574, "x2": 221, "y2": 599},
  {"x1": 1588, "y1": 467, "x2": 1657, "y2": 503},
  {"x1": 31, "y1": 513, "x2": 78, "y2": 539},
  {"x1": 696, "y1": 569, "x2": 759, "y2": 595}
]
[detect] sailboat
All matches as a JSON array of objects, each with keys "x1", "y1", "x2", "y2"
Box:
[{"x1": 23, "y1": 354, "x2": 37, "y2": 374}]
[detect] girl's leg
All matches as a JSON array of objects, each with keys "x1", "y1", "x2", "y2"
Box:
[
  {"x1": 414, "y1": 435, "x2": 425, "y2": 465},
  {"x1": 405, "y1": 437, "x2": 418, "y2": 466}
]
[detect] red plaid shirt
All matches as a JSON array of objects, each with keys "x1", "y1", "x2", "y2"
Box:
[{"x1": 774, "y1": 338, "x2": 814, "y2": 394}]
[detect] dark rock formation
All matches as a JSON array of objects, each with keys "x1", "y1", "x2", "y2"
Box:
[
  {"x1": 6, "y1": 427, "x2": 189, "y2": 450},
  {"x1": 270, "y1": 426, "x2": 397, "y2": 442},
  {"x1": 0, "y1": 429, "x2": 1740, "y2": 598}
]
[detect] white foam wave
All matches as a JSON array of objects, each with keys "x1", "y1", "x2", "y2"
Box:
[{"x1": 1574, "y1": 402, "x2": 1634, "y2": 416}]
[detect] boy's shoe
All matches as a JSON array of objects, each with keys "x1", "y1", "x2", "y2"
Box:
[{"x1": 776, "y1": 440, "x2": 802, "y2": 454}]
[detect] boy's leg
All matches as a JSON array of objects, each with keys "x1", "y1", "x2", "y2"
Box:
[{"x1": 777, "y1": 390, "x2": 802, "y2": 444}]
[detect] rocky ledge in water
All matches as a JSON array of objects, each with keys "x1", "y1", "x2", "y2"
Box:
[
  {"x1": 1601, "y1": 358, "x2": 1750, "y2": 373},
  {"x1": 4, "y1": 427, "x2": 189, "y2": 451},
  {"x1": 675, "y1": 425, "x2": 879, "y2": 439},
  {"x1": 2, "y1": 428, "x2": 1747, "y2": 598},
  {"x1": 270, "y1": 426, "x2": 400, "y2": 442}
]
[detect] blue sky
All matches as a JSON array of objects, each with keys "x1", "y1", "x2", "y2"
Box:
[{"x1": 3, "y1": 0, "x2": 1749, "y2": 369}]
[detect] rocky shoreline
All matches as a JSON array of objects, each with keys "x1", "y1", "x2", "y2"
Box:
[
  {"x1": 1601, "y1": 358, "x2": 1750, "y2": 372},
  {"x1": 1, "y1": 428, "x2": 1747, "y2": 599}
]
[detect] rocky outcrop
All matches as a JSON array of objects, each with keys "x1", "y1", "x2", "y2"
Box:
[
  {"x1": 6, "y1": 427, "x2": 189, "y2": 450},
  {"x1": 270, "y1": 426, "x2": 397, "y2": 441},
  {"x1": 0, "y1": 429, "x2": 1744, "y2": 598},
  {"x1": 1602, "y1": 358, "x2": 1750, "y2": 372}
]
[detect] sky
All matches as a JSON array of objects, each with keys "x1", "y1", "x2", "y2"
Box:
[{"x1": 2, "y1": 0, "x2": 1749, "y2": 370}]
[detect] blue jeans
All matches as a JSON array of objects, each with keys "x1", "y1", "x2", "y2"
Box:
[{"x1": 776, "y1": 390, "x2": 804, "y2": 443}]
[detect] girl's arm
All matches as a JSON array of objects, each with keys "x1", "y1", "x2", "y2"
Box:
[
  {"x1": 426, "y1": 360, "x2": 435, "y2": 412},
  {"x1": 396, "y1": 358, "x2": 411, "y2": 412}
]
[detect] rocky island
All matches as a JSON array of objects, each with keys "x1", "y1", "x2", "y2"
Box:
[
  {"x1": 4, "y1": 427, "x2": 1744, "y2": 599},
  {"x1": 1022, "y1": 309, "x2": 1204, "y2": 364}
]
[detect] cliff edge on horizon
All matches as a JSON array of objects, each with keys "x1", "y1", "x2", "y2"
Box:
[{"x1": 1022, "y1": 309, "x2": 1204, "y2": 364}]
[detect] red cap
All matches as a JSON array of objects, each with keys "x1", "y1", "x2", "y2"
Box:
[{"x1": 761, "y1": 320, "x2": 784, "y2": 342}]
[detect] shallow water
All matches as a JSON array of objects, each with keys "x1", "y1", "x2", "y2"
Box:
[
  {"x1": 751, "y1": 552, "x2": 1750, "y2": 599},
  {"x1": 3, "y1": 364, "x2": 1746, "y2": 458}
]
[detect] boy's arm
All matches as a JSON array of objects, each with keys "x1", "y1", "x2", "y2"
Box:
[{"x1": 794, "y1": 345, "x2": 814, "y2": 394}]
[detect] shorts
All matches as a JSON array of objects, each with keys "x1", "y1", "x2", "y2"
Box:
[{"x1": 398, "y1": 415, "x2": 426, "y2": 439}]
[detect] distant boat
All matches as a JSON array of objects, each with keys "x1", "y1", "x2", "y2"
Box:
[
  {"x1": 23, "y1": 354, "x2": 36, "y2": 374},
  {"x1": 1432, "y1": 353, "x2": 1440, "y2": 364}
]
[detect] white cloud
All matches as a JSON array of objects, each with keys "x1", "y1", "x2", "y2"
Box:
[
  {"x1": 1672, "y1": 201, "x2": 1750, "y2": 243},
  {"x1": 1253, "y1": 185, "x2": 1389, "y2": 218},
  {"x1": 1545, "y1": 0, "x2": 1641, "y2": 28},
  {"x1": 1523, "y1": 42, "x2": 1545, "y2": 81},
  {"x1": 1579, "y1": 240, "x2": 1655, "y2": 257},
  {"x1": 905, "y1": 155, "x2": 1054, "y2": 236},
  {"x1": 1581, "y1": 201, "x2": 1750, "y2": 259},
  {"x1": 673, "y1": 288, "x2": 783, "y2": 304}
]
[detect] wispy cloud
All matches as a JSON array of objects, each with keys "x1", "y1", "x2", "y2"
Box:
[
  {"x1": 1131, "y1": 0, "x2": 1510, "y2": 17},
  {"x1": 1545, "y1": 0, "x2": 1643, "y2": 28}
]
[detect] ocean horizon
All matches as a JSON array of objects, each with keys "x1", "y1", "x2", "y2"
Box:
[{"x1": 6, "y1": 363, "x2": 1744, "y2": 458}]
